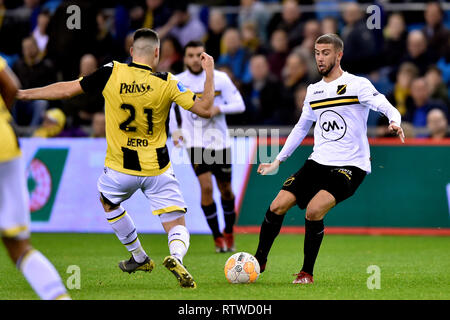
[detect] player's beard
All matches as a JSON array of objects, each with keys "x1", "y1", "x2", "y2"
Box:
[
  {"x1": 317, "y1": 61, "x2": 335, "y2": 77},
  {"x1": 187, "y1": 64, "x2": 203, "y2": 75}
]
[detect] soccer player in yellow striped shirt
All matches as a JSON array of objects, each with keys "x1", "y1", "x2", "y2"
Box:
[{"x1": 17, "y1": 28, "x2": 216, "y2": 288}]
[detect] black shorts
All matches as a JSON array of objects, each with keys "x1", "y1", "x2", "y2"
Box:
[
  {"x1": 187, "y1": 147, "x2": 232, "y2": 182},
  {"x1": 281, "y1": 159, "x2": 366, "y2": 210}
]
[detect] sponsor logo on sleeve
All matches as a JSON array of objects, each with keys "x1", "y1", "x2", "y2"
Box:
[{"x1": 177, "y1": 81, "x2": 187, "y2": 93}]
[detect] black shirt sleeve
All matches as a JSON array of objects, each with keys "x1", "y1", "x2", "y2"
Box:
[{"x1": 79, "y1": 62, "x2": 114, "y2": 94}]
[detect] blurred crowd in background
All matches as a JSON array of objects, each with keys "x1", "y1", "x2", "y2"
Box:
[{"x1": 1, "y1": 0, "x2": 449, "y2": 139}]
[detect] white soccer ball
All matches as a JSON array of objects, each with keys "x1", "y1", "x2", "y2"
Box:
[{"x1": 224, "y1": 252, "x2": 260, "y2": 284}]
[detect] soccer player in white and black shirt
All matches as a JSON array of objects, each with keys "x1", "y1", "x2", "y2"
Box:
[
  {"x1": 254, "y1": 34, "x2": 405, "y2": 284},
  {"x1": 169, "y1": 41, "x2": 245, "y2": 253}
]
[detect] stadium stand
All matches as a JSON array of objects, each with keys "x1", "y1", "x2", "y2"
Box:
[{"x1": 0, "y1": 0, "x2": 448, "y2": 138}]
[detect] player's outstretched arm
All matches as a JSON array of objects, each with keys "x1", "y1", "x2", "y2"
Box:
[
  {"x1": 17, "y1": 80, "x2": 83, "y2": 101},
  {"x1": 258, "y1": 107, "x2": 314, "y2": 176},
  {"x1": 189, "y1": 52, "x2": 215, "y2": 118},
  {"x1": 358, "y1": 78, "x2": 404, "y2": 143}
]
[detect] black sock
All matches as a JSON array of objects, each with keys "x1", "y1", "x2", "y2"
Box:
[
  {"x1": 221, "y1": 197, "x2": 236, "y2": 234},
  {"x1": 254, "y1": 208, "x2": 285, "y2": 265},
  {"x1": 201, "y1": 202, "x2": 222, "y2": 238},
  {"x1": 301, "y1": 218, "x2": 324, "y2": 276}
]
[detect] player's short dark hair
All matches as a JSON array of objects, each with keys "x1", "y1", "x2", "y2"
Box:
[
  {"x1": 183, "y1": 41, "x2": 205, "y2": 56},
  {"x1": 315, "y1": 33, "x2": 344, "y2": 52},
  {"x1": 133, "y1": 28, "x2": 159, "y2": 45}
]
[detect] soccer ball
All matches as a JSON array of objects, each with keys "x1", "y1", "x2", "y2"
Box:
[{"x1": 224, "y1": 252, "x2": 260, "y2": 284}]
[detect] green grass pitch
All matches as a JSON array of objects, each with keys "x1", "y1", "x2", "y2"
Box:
[{"x1": 0, "y1": 233, "x2": 449, "y2": 300}]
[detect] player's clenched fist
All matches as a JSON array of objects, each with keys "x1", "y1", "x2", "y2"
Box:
[
  {"x1": 388, "y1": 122, "x2": 405, "y2": 143},
  {"x1": 257, "y1": 160, "x2": 281, "y2": 175}
]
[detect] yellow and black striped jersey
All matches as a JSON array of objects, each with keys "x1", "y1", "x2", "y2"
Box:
[
  {"x1": 0, "y1": 57, "x2": 21, "y2": 163},
  {"x1": 80, "y1": 61, "x2": 196, "y2": 176}
]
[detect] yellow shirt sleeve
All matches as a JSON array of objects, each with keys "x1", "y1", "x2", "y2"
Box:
[
  {"x1": 0, "y1": 57, "x2": 6, "y2": 73},
  {"x1": 168, "y1": 73, "x2": 196, "y2": 110}
]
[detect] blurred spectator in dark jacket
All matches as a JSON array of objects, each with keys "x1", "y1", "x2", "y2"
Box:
[
  {"x1": 241, "y1": 21, "x2": 262, "y2": 54},
  {"x1": 299, "y1": 20, "x2": 321, "y2": 53},
  {"x1": 388, "y1": 62, "x2": 419, "y2": 117},
  {"x1": 46, "y1": 0, "x2": 97, "y2": 80},
  {"x1": 160, "y1": 4, "x2": 206, "y2": 48},
  {"x1": 426, "y1": 108, "x2": 449, "y2": 139},
  {"x1": 340, "y1": 2, "x2": 377, "y2": 74},
  {"x1": 280, "y1": 51, "x2": 310, "y2": 124},
  {"x1": 282, "y1": 51, "x2": 310, "y2": 89},
  {"x1": 295, "y1": 20, "x2": 321, "y2": 81},
  {"x1": 405, "y1": 77, "x2": 448, "y2": 128},
  {"x1": 320, "y1": 16, "x2": 338, "y2": 35},
  {"x1": 218, "y1": 28, "x2": 252, "y2": 85},
  {"x1": 129, "y1": 0, "x2": 173, "y2": 31},
  {"x1": 425, "y1": 65, "x2": 450, "y2": 108},
  {"x1": 422, "y1": 2, "x2": 449, "y2": 60},
  {"x1": 17, "y1": 0, "x2": 40, "y2": 28},
  {"x1": 12, "y1": 36, "x2": 56, "y2": 126},
  {"x1": 61, "y1": 54, "x2": 104, "y2": 132},
  {"x1": 13, "y1": 37, "x2": 56, "y2": 89},
  {"x1": 267, "y1": 0, "x2": 304, "y2": 50},
  {"x1": 91, "y1": 112, "x2": 106, "y2": 138},
  {"x1": 241, "y1": 54, "x2": 284, "y2": 124},
  {"x1": 238, "y1": 0, "x2": 270, "y2": 43},
  {"x1": 93, "y1": 10, "x2": 116, "y2": 66},
  {"x1": 402, "y1": 30, "x2": 435, "y2": 76},
  {"x1": 157, "y1": 36, "x2": 183, "y2": 74},
  {"x1": 382, "y1": 12, "x2": 407, "y2": 68},
  {"x1": 0, "y1": 0, "x2": 31, "y2": 57},
  {"x1": 437, "y1": 37, "x2": 450, "y2": 86},
  {"x1": 294, "y1": 84, "x2": 308, "y2": 120},
  {"x1": 121, "y1": 32, "x2": 134, "y2": 64},
  {"x1": 267, "y1": 28, "x2": 289, "y2": 80},
  {"x1": 32, "y1": 9, "x2": 50, "y2": 55},
  {"x1": 377, "y1": 62, "x2": 419, "y2": 136},
  {"x1": 204, "y1": 9, "x2": 227, "y2": 61}
]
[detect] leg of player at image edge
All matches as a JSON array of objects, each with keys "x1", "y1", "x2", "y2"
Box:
[
  {"x1": 16, "y1": 248, "x2": 71, "y2": 299},
  {"x1": 1, "y1": 157, "x2": 70, "y2": 300}
]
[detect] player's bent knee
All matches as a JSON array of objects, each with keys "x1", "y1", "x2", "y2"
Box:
[
  {"x1": 221, "y1": 190, "x2": 234, "y2": 201},
  {"x1": 201, "y1": 184, "x2": 213, "y2": 197},
  {"x1": 305, "y1": 206, "x2": 323, "y2": 221},
  {"x1": 1, "y1": 237, "x2": 32, "y2": 264},
  {"x1": 269, "y1": 200, "x2": 288, "y2": 215},
  {"x1": 99, "y1": 194, "x2": 120, "y2": 212},
  {"x1": 160, "y1": 211, "x2": 185, "y2": 224},
  {"x1": 160, "y1": 211, "x2": 186, "y2": 233}
]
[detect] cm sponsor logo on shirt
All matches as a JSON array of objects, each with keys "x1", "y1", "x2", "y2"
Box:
[{"x1": 319, "y1": 110, "x2": 347, "y2": 141}]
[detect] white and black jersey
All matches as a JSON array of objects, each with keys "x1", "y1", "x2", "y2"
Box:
[
  {"x1": 169, "y1": 69, "x2": 245, "y2": 150},
  {"x1": 277, "y1": 71, "x2": 402, "y2": 173}
]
